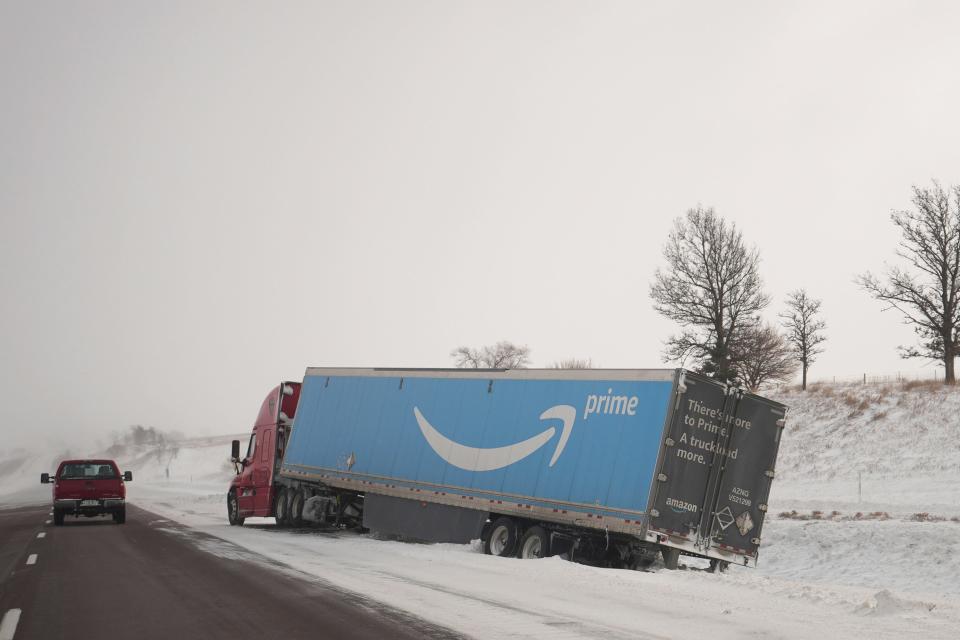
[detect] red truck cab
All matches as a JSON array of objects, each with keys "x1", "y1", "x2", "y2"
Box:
[
  {"x1": 41, "y1": 459, "x2": 133, "y2": 525},
  {"x1": 227, "y1": 382, "x2": 301, "y2": 525}
]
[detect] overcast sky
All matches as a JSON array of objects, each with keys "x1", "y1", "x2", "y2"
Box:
[{"x1": 2, "y1": 1, "x2": 959, "y2": 452}]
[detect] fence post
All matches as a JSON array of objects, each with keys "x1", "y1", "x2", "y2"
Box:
[{"x1": 863, "y1": 373, "x2": 866, "y2": 385}]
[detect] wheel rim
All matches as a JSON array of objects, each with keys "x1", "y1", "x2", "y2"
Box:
[
  {"x1": 522, "y1": 536, "x2": 542, "y2": 558},
  {"x1": 490, "y1": 525, "x2": 510, "y2": 555},
  {"x1": 229, "y1": 495, "x2": 238, "y2": 521}
]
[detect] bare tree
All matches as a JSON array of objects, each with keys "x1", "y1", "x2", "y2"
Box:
[
  {"x1": 650, "y1": 206, "x2": 770, "y2": 383},
  {"x1": 858, "y1": 182, "x2": 960, "y2": 384},
  {"x1": 549, "y1": 358, "x2": 594, "y2": 369},
  {"x1": 451, "y1": 341, "x2": 532, "y2": 369},
  {"x1": 734, "y1": 323, "x2": 798, "y2": 392},
  {"x1": 779, "y1": 289, "x2": 827, "y2": 390}
]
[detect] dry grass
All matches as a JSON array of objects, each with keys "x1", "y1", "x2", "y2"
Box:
[
  {"x1": 839, "y1": 391, "x2": 875, "y2": 417},
  {"x1": 901, "y1": 379, "x2": 945, "y2": 392},
  {"x1": 809, "y1": 384, "x2": 835, "y2": 397},
  {"x1": 776, "y1": 510, "x2": 960, "y2": 522},
  {"x1": 795, "y1": 379, "x2": 955, "y2": 395},
  {"x1": 909, "y1": 512, "x2": 947, "y2": 522},
  {"x1": 840, "y1": 392, "x2": 858, "y2": 407},
  {"x1": 777, "y1": 510, "x2": 893, "y2": 521}
]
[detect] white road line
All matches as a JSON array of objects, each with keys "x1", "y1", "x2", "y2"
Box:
[
  {"x1": 25, "y1": 554, "x2": 37, "y2": 566},
  {"x1": 44, "y1": 520, "x2": 51, "y2": 525},
  {"x1": 0, "y1": 609, "x2": 21, "y2": 640},
  {"x1": 36, "y1": 532, "x2": 46, "y2": 539}
]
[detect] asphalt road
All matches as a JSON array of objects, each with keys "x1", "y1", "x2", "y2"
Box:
[{"x1": 0, "y1": 503, "x2": 463, "y2": 640}]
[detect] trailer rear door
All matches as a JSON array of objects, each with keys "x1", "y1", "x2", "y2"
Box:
[
  {"x1": 648, "y1": 372, "x2": 786, "y2": 562},
  {"x1": 647, "y1": 373, "x2": 731, "y2": 540},
  {"x1": 700, "y1": 391, "x2": 785, "y2": 558}
]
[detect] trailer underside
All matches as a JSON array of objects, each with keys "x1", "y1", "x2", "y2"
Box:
[{"x1": 267, "y1": 473, "x2": 742, "y2": 570}]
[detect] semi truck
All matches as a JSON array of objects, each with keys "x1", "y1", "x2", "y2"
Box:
[{"x1": 226, "y1": 367, "x2": 787, "y2": 569}]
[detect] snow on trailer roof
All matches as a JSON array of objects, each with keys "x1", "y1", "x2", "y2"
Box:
[{"x1": 302, "y1": 367, "x2": 678, "y2": 382}]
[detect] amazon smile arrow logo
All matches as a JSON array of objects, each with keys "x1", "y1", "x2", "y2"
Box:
[{"x1": 413, "y1": 405, "x2": 576, "y2": 472}]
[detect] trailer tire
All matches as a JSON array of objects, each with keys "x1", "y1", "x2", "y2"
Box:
[
  {"x1": 274, "y1": 488, "x2": 290, "y2": 526},
  {"x1": 227, "y1": 490, "x2": 244, "y2": 526},
  {"x1": 518, "y1": 526, "x2": 549, "y2": 559},
  {"x1": 290, "y1": 490, "x2": 307, "y2": 527},
  {"x1": 484, "y1": 517, "x2": 519, "y2": 557}
]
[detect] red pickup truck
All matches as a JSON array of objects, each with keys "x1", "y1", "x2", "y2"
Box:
[{"x1": 41, "y1": 459, "x2": 133, "y2": 525}]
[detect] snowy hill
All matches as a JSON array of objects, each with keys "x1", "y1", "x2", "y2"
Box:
[
  {"x1": 773, "y1": 381, "x2": 960, "y2": 478},
  {"x1": 769, "y1": 382, "x2": 960, "y2": 516}
]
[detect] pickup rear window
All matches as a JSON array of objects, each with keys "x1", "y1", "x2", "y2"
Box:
[{"x1": 60, "y1": 463, "x2": 117, "y2": 479}]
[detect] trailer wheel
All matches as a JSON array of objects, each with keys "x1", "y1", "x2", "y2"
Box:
[
  {"x1": 289, "y1": 490, "x2": 304, "y2": 527},
  {"x1": 227, "y1": 490, "x2": 244, "y2": 526},
  {"x1": 518, "y1": 526, "x2": 549, "y2": 559},
  {"x1": 484, "y1": 517, "x2": 519, "y2": 557},
  {"x1": 274, "y1": 488, "x2": 290, "y2": 526}
]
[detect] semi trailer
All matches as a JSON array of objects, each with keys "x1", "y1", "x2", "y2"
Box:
[{"x1": 226, "y1": 367, "x2": 787, "y2": 569}]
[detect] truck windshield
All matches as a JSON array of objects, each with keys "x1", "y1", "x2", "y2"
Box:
[{"x1": 60, "y1": 463, "x2": 117, "y2": 479}]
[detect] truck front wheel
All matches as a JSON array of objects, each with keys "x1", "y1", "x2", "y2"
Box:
[
  {"x1": 227, "y1": 490, "x2": 244, "y2": 526},
  {"x1": 274, "y1": 488, "x2": 290, "y2": 526}
]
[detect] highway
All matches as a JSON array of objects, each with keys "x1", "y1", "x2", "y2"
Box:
[{"x1": 0, "y1": 503, "x2": 463, "y2": 640}]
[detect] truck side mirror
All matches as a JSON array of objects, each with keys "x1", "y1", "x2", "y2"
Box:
[
  {"x1": 231, "y1": 440, "x2": 241, "y2": 461},
  {"x1": 123, "y1": 471, "x2": 133, "y2": 482},
  {"x1": 40, "y1": 473, "x2": 50, "y2": 484}
]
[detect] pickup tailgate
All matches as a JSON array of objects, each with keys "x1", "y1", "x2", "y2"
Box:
[{"x1": 56, "y1": 477, "x2": 122, "y2": 500}]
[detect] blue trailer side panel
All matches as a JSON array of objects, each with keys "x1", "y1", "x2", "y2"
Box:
[{"x1": 282, "y1": 372, "x2": 674, "y2": 519}]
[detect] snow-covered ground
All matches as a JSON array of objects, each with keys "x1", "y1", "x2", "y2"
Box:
[{"x1": 4, "y1": 382, "x2": 960, "y2": 638}]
